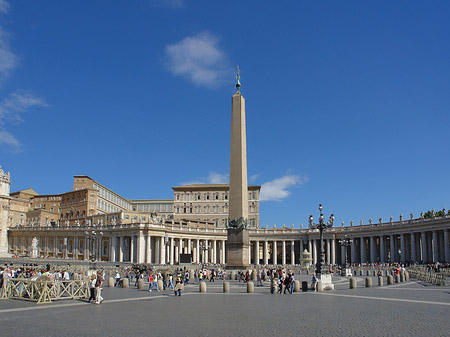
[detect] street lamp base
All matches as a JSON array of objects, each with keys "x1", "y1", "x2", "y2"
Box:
[{"x1": 318, "y1": 273, "x2": 334, "y2": 291}]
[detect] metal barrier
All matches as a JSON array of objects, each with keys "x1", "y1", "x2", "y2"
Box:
[
  {"x1": 5, "y1": 278, "x2": 89, "y2": 304},
  {"x1": 408, "y1": 269, "x2": 447, "y2": 286}
]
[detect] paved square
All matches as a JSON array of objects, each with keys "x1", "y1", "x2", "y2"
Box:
[{"x1": 1, "y1": 275, "x2": 449, "y2": 336}]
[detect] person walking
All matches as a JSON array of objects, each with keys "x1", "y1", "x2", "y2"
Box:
[
  {"x1": 88, "y1": 274, "x2": 96, "y2": 303},
  {"x1": 174, "y1": 274, "x2": 183, "y2": 296},
  {"x1": 311, "y1": 274, "x2": 318, "y2": 291},
  {"x1": 95, "y1": 271, "x2": 104, "y2": 304},
  {"x1": 167, "y1": 274, "x2": 174, "y2": 289},
  {"x1": 134, "y1": 272, "x2": 140, "y2": 287}
]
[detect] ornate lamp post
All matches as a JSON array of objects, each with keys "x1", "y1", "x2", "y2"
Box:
[
  {"x1": 85, "y1": 230, "x2": 103, "y2": 262},
  {"x1": 309, "y1": 204, "x2": 335, "y2": 277},
  {"x1": 339, "y1": 235, "x2": 353, "y2": 276}
]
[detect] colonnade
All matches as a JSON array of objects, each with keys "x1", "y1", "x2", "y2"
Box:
[
  {"x1": 110, "y1": 233, "x2": 227, "y2": 265},
  {"x1": 249, "y1": 238, "x2": 336, "y2": 265},
  {"x1": 341, "y1": 229, "x2": 450, "y2": 264},
  {"x1": 7, "y1": 218, "x2": 450, "y2": 265}
]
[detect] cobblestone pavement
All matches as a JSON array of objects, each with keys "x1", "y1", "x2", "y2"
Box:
[{"x1": 1, "y1": 276, "x2": 449, "y2": 336}]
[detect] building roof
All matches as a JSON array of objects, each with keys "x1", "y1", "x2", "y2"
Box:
[
  {"x1": 10, "y1": 187, "x2": 39, "y2": 197},
  {"x1": 172, "y1": 184, "x2": 260, "y2": 191},
  {"x1": 129, "y1": 199, "x2": 173, "y2": 204}
]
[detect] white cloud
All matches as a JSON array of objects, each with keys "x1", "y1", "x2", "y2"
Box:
[
  {"x1": 0, "y1": 29, "x2": 17, "y2": 85},
  {"x1": 182, "y1": 171, "x2": 229, "y2": 185},
  {"x1": 0, "y1": 1, "x2": 48, "y2": 151},
  {"x1": 165, "y1": 31, "x2": 229, "y2": 87},
  {"x1": 0, "y1": 91, "x2": 48, "y2": 150},
  {"x1": 0, "y1": 128, "x2": 19, "y2": 148},
  {"x1": 152, "y1": 0, "x2": 184, "y2": 8},
  {"x1": 0, "y1": 91, "x2": 48, "y2": 124},
  {"x1": 260, "y1": 174, "x2": 307, "y2": 202},
  {"x1": 0, "y1": 0, "x2": 9, "y2": 14}
]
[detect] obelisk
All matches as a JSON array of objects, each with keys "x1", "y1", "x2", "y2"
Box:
[{"x1": 226, "y1": 66, "x2": 250, "y2": 269}]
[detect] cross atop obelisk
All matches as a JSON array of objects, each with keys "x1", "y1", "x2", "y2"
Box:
[{"x1": 226, "y1": 66, "x2": 250, "y2": 269}]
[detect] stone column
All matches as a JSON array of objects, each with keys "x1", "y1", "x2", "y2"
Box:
[
  {"x1": 248, "y1": 245, "x2": 251, "y2": 265},
  {"x1": 174, "y1": 240, "x2": 179, "y2": 264},
  {"x1": 326, "y1": 239, "x2": 330, "y2": 264},
  {"x1": 444, "y1": 230, "x2": 450, "y2": 263},
  {"x1": 390, "y1": 234, "x2": 395, "y2": 262},
  {"x1": 330, "y1": 239, "x2": 335, "y2": 265},
  {"x1": 264, "y1": 241, "x2": 268, "y2": 265},
  {"x1": 170, "y1": 237, "x2": 174, "y2": 265},
  {"x1": 188, "y1": 239, "x2": 192, "y2": 259},
  {"x1": 129, "y1": 235, "x2": 134, "y2": 263},
  {"x1": 154, "y1": 237, "x2": 160, "y2": 264},
  {"x1": 85, "y1": 235, "x2": 89, "y2": 260},
  {"x1": 273, "y1": 241, "x2": 277, "y2": 265},
  {"x1": 291, "y1": 240, "x2": 295, "y2": 265},
  {"x1": 360, "y1": 237, "x2": 366, "y2": 263},
  {"x1": 146, "y1": 233, "x2": 152, "y2": 264},
  {"x1": 379, "y1": 236, "x2": 385, "y2": 263},
  {"x1": 254, "y1": 240, "x2": 259, "y2": 265},
  {"x1": 196, "y1": 239, "x2": 200, "y2": 263},
  {"x1": 351, "y1": 239, "x2": 356, "y2": 264},
  {"x1": 282, "y1": 240, "x2": 286, "y2": 265},
  {"x1": 160, "y1": 236, "x2": 165, "y2": 264},
  {"x1": 370, "y1": 236, "x2": 375, "y2": 263},
  {"x1": 223, "y1": 240, "x2": 226, "y2": 264},
  {"x1": 341, "y1": 243, "x2": 346, "y2": 265},
  {"x1": 312, "y1": 240, "x2": 317, "y2": 265},
  {"x1": 400, "y1": 233, "x2": 405, "y2": 263},
  {"x1": 410, "y1": 233, "x2": 416, "y2": 263},
  {"x1": 73, "y1": 236, "x2": 77, "y2": 259},
  {"x1": 54, "y1": 235, "x2": 58, "y2": 257},
  {"x1": 109, "y1": 237, "x2": 115, "y2": 262},
  {"x1": 421, "y1": 232, "x2": 427, "y2": 263},
  {"x1": 213, "y1": 239, "x2": 217, "y2": 264},
  {"x1": 205, "y1": 239, "x2": 209, "y2": 263},
  {"x1": 136, "y1": 232, "x2": 144, "y2": 264},
  {"x1": 433, "y1": 231, "x2": 439, "y2": 263}
]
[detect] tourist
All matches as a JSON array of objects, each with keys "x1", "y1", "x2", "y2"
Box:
[
  {"x1": 167, "y1": 274, "x2": 174, "y2": 289},
  {"x1": 114, "y1": 271, "x2": 121, "y2": 287},
  {"x1": 88, "y1": 274, "x2": 96, "y2": 303},
  {"x1": 148, "y1": 274, "x2": 160, "y2": 292},
  {"x1": 283, "y1": 274, "x2": 290, "y2": 294},
  {"x1": 134, "y1": 272, "x2": 140, "y2": 287},
  {"x1": 95, "y1": 270, "x2": 104, "y2": 304},
  {"x1": 174, "y1": 274, "x2": 183, "y2": 296},
  {"x1": 311, "y1": 274, "x2": 318, "y2": 291},
  {"x1": 289, "y1": 273, "x2": 295, "y2": 294},
  {"x1": 257, "y1": 270, "x2": 263, "y2": 287},
  {"x1": 277, "y1": 277, "x2": 284, "y2": 294},
  {"x1": 162, "y1": 272, "x2": 167, "y2": 290}
]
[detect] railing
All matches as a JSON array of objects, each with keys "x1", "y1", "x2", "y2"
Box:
[
  {"x1": 3, "y1": 278, "x2": 89, "y2": 304},
  {"x1": 408, "y1": 267, "x2": 448, "y2": 286}
]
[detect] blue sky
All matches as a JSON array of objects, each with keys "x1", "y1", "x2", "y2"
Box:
[{"x1": 0, "y1": 0, "x2": 449, "y2": 227}]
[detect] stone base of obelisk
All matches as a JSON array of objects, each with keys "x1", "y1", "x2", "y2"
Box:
[{"x1": 226, "y1": 228, "x2": 250, "y2": 270}]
